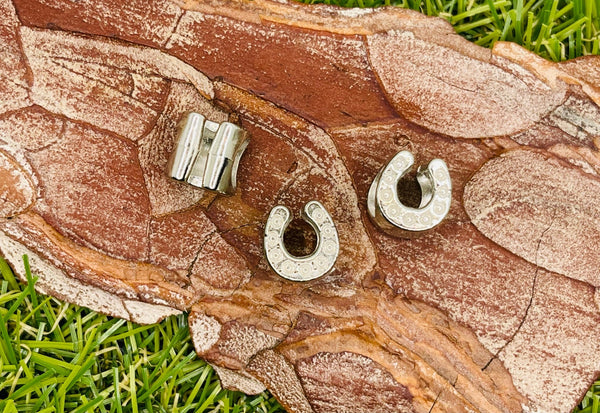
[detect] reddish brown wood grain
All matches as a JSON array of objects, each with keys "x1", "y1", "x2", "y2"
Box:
[{"x1": 1, "y1": 0, "x2": 600, "y2": 412}]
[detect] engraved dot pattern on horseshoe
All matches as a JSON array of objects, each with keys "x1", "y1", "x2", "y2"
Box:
[
  {"x1": 264, "y1": 201, "x2": 339, "y2": 282},
  {"x1": 369, "y1": 151, "x2": 452, "y2": 235}
]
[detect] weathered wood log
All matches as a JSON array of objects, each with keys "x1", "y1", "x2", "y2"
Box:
[{"x1": 1, "y1": 0, "x2": 599, "y2": 411}]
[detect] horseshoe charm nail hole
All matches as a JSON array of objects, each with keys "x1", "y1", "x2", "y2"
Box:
[
  {"x1": 367, "y1": 150, "x2": 452, "y2": 237},
  {"x1": 264, "y1": 201, "x2": 339, "y2": 282}
]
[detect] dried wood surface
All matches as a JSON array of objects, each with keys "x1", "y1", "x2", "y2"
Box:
[{"x1": 1, "y1": 0, "x2": 600, "y2": 412}]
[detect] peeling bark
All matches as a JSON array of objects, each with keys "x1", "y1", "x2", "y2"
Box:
[{"x1": 1, "y1": 0, "x2": 600, "y2": 412}]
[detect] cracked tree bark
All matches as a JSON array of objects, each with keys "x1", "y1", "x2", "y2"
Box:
[{"x1": 1, "y1": 0, "x2": 600, "y2": 412}]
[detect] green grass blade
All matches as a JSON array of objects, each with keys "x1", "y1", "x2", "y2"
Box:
[{"x1": 0, "y1": 258, "x2": 19, "y2": 291}]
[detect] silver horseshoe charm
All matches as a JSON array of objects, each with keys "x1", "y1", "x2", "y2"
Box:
[
  {"x1": 167, "y1": 112, "x2": 249, "y2": 195},
  {"x1": 264, "y1": 201, "x2": 339, "y2": 281},
  {"x1": 367, "y1": 151, "x2": 451, "y2": 237}
]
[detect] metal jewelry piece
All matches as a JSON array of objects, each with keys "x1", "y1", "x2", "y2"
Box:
[
  {"x1": 167, "y1": 112, "x2": 249, "y2": 195},
  {"x1": 264, "y1": 201, "x2": 339, "y2": 282},
  {"x1": 367, "y1": 150, "x2": 451, "y2": 237}
]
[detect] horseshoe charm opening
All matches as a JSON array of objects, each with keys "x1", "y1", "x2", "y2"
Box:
[
  {"x1": 367, "y1": 151, "x2": 451, "y2": 237},
  {"x1": 264, "y1": 201, "x2": 339, "y2": 281}
]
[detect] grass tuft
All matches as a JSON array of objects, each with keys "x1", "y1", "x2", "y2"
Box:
[
  {"x1": 0, "y1": 256, "x2": 284, "y2": 413},
  {"x1": 576, "y1": 382, "x2": 600, "y2": 413},
  {"x1": 297, "y1": 0, "x2": 600, "y2": 62}
]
